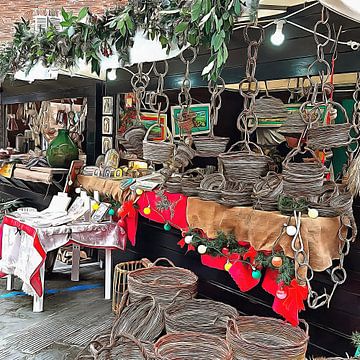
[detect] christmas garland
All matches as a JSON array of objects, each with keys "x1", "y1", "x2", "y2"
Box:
[
  {"x1": 0, "y1": 0, "x2": 260, "y2": 81},
  {"x1": 179, "y1": 229, "x2": 295, "y2": 285}
]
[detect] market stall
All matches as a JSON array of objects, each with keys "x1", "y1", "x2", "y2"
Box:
[{"x1": 0, "y1": 1, "x2": 359, "y2": 359}]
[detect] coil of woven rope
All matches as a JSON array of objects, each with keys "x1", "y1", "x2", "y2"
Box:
[
  {"x1": 180, "y1": 168, "x2": 204, "y2": 197},
  {"x1": 252, "y1": 172, "x2": 283, "y2": 211},
  {"x1": 154, "y1": 332, "x2": 233, "y2": 360}
]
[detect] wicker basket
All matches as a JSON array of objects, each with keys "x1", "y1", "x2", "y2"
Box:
[
  {"x1": 77, "y1": 333, "x2": 153, "y2": 360},
  {"x1": 143, "y1": 123, "x2": 175, "y2": 164},
  {"x1": 111, "y1": 290, "x2": 165, "y2": 342},
  {"x1": 198, "y1": 173, "x2": 225, "y2": 201},
  {"x1": 219, "y1": 141, "x2": 272, "y2": 183},
  {"x1": 282, "y1": 147, "x2": 325, "y2": 199},
  {"x1": 154, "y1": 332, "x2": 233, "y2": 360},
  {"x1": 127, "y1": 258, "x2": 198, "y2": 308},
  {"x1": 193, "y1": 136, "x2": 230, "y2": 157},
  {"x1": 219, "y1": 181, "x2": 253, "y2": 207},
  {"x1": 181, "y1": 169, "x2": 204, "y2": 197},
  {"x1": 308, "y1": 123, "x2": 351, "y2": 149},
  {"x1": 164, "y1": 176, "x2": 182, "y2": 194},
  {"x1": 227, "y1": 316, "x2": 309, "y2": 360},
  {"x1": 165, "y1": 298, "x2": 238, "y2": 337},
  {"x1": 112, "y1": 258, "x2": 152, "y2": 314}
]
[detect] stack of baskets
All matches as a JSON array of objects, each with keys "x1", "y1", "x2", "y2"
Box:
[
  {"x1": 78, "y1": 258, "x2": 310, "y2": 360},
  {"x1": 173, "y1": 141, "x2": 196, "y2": 169},
  {"x1": 119, "y1": 126, "x2": 147, "y2": 158},
  {"x1": 219, "y1": 181, "x2": 253, "y2": 207}
]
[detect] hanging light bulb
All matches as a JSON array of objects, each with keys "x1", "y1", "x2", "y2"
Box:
[
  {"x1": 271, "y1": 20, "x2": 285, "y2": 46},
  {"x1": 107, "y1": 69, "x2": 117, "y2": 81}
]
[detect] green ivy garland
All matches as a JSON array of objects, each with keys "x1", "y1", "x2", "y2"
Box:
[
  {"x1": 0, "y1": 0, "x2": 260, "y2": 81},
  {"x1": 186, "y1": 229, "x2": 295, "y2": 285}
]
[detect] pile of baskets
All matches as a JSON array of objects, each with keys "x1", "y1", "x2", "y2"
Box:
[{"x1": 77, "y1": 258, "x2": 309, "y2": 360}]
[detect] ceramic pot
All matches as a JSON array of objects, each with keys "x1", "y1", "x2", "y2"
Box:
[{"x1": 46, "y1": 129, "x2": 79, "y2": 168}]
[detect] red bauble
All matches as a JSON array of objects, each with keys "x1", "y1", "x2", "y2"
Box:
[
  {"x1": 276, "y1": 288, "x2": 288, "y2": 300},
  {"x1": 221, "y1": 247, "x2": 230, "y2": 256}
]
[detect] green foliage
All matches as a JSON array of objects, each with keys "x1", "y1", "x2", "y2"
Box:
[
  {"x1": 186, "y1": 229, "x2": 295, "y2": 285},
  {"x1": 0, "y1": 1, "x2": 261, "y2": 80}
]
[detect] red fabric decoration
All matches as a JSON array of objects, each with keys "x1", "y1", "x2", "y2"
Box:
[
  {"x1": 201, "y1": 254, "x2": 227, "y2": 270},
  {"x1": 177, "y1": 238, "x2": 195, "y2": 253},
  {"x1": 229, "y1": 261, "x2": 261, "y2": 292},
  {"x1": 262, "y1": 268, "x2": 279, "y2": 296},
  {"x1": 137, "y1": 191, "x2": 189, "y2": 231},
  {"x1": 272, "y1": 279, "x2": 308, "y2": 326},
  {"x1": 243, "y1": 246, "x2": 257, "y2": 264}
]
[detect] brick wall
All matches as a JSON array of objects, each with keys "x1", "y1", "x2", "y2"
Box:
[{"x1": 0, "y1": 1, "x2": 127, "y2": 42}]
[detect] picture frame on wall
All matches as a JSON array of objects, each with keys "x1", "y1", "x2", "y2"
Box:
[
  {"x1": 140, "y1": 112, "x2": 167, "y2": 141},
  {"x1": 102, "y1": 116, "x2": 113, "y2": 135},
  {"x1": 171, "y1": 104, "x2": 211, "y2": 138},
  {"x1": 102, "y1": 136, "x2": 113, "y2": 154},
  {"x1": 102, "y1": 96, "x2": 113, "y2": 115}
]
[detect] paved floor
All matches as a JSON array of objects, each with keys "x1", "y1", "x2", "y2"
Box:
[{"x1": 0, "y1": 263, "x2": 114, "y2": 360}]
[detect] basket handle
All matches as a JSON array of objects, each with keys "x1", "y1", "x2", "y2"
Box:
[
  {"x1": 144, "y1": 123, "x2": 173, "y2": 143},
  {"x1": 282, "y1": 146, "x2": 322, "y2": 169},
  {"x1": 227, "y1": 318, "x2": 240, "y2": 335},
  {"x1": 151, "y1": 257, "x2": 176, "y2": 267},
  {"x1": 299, "y1": 319, "x2": 309, "y2": 336},
  {"x1": 114, "y1": 333, "x2": 151, "y2": 360},
  {"x1": 226, "y1": 140, "x2": 264, "y2": 155}
]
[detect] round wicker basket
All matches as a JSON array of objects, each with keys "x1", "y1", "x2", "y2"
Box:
[
  {"x1": 127, "y1": 258, "x2": 198, "y2": 308},
  {"x1": 155, "y1": 332, "x2": 233, "y2": 360},
  {"x1": 143, "y1": 123, "x2": 175, "y2": 164},
  {"x1": 193, "y1": 136, "x2": 230, "y2": 157},
  {"x1": 165, "y1": 298, "x2": 238, "y2": 337},
  {"x1": 227, "y1": 316, "x2": 309, "y2": 360},
  {"x1": 219, "y1": 141, "x2": 272, "y2": 183}
]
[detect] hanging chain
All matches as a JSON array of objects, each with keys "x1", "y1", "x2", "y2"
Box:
[
  {"x1": 149, "y1": 60, "x2": 170, "y2": 121},
  {"x1": 208, "y1": 77, "x2": 225, "y2": 137},
  {"x1": 131, "y1": 63, "x2": 150, "y2": 124},
  {"x1": 177, "y1": 47, "x2": 197, "y2": 137},
  {"x1": 237, "y1": 25, "x2": 264, "y2": 142},
  {"x1": 348, "y1": 73, "x2": 360, "y2": 158},
  {"x1": 178, "y1": 47, "x2": 197, "y2": 112}
]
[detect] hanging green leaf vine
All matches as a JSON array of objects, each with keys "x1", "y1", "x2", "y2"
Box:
[{"x1": 0, "y1": 0, "x2": 260, "y2": 81}]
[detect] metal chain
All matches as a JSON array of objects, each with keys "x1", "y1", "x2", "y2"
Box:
[
  {"x1": 237, "y1": 25, "x2": 264, "y2": 142},
  {"x1": 149, "y1": 60, "x2": 170, "y2": 120},
  {"x1": 131, "y1": 63, "x2": 150, "y2": 124},
  {"x1": 290, "y1": 211, "x2": 330, "y2": 309},
  {"x1": 178, "y1": 47, "x2": 197, "y2": 111},
  {"x1": 177, "y1": 47, "x2": 197, "y2": 137},
  {"x1": 348, "y1": 73, "x2": 360, "y2": 157},
  {"x1": 208, "y1": 77, "x2": 225, "y2": 137}
]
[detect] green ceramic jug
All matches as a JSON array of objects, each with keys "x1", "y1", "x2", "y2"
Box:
[{"x1": 46, "y1": 129, "x2": 79, "y2": 168}]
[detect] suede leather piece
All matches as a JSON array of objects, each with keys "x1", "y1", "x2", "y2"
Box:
[{"x1": 187, "y1": 197, "x2": 342, "y2": 272}]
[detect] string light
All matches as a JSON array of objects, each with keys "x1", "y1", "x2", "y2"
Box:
[
  {"x1": 107, "y1": 68, "x2": 117, "y2": 81},
  {"x1": 271, "y1": 20, "x2": 285, "y2": 46}
]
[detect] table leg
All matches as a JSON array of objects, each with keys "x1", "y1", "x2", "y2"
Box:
[
  {"x1": 71, "y1": 244, "x2": 80, "y2": 282},
  {"x1": 104, "y1": 249, "x2": 112, "y2": 300},
  {"x1": 33, "y1": 263, "x2": 45, "y2": 313},
  {"x1": 6, "y1": 275, "x2": 14, "y2": 291}
]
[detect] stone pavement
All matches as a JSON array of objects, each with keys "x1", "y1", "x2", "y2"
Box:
[{"x1": 0, "y1": 264, "x2": 113, "y2": 360}]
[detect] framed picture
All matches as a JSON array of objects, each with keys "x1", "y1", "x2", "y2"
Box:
[
  {"x1": 102, "y1": 96, "x2": 113, "y2": 115},
  {"x1": 171, "y1": 104, "x2": 211, "y2": 138},
  {"x1": 102, "y1": 136, "x2": 113, "y2": 154},
  {"x1": 102, "y1": 116, "x2": 113, "y2": 135},
  {"x1": 140, "y1": 112, "x2": 167, "y2": 141}
]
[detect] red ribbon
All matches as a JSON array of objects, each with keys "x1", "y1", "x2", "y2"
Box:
[{"x1": 272, "y1": 279, "x2": 308, "y2": 326}]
